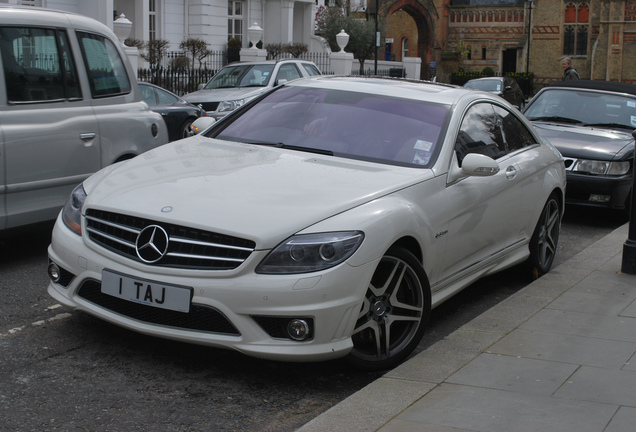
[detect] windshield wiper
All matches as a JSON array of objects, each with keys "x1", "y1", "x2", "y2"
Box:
[
  {"x1": 529, "y1": 116, "x2": 582, "y2": 124},
  {"x1": 583, "y1": 122, "x2": 634, "y2": 130},
  {"x1": 229, "y1": 139, "x2": 334, "y2": 156}
]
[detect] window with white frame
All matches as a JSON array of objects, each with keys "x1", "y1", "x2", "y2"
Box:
[
  {"x1": 228, "y1": 0, "x2": 244, "y2": 41},
  {"x1": 401, "y1": 38, "x2": 409, "y2": 60}
]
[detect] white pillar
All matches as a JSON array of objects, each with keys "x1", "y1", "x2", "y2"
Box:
[
  {"x1": 280, "y1": 0, "x2": 294, "y2": 43},
  {"x1": 330, "y1": 51, "x2": 353, "y2": 75},
  {"x1": 403, "y1": 57, "x2": 421, "y2": 80}
]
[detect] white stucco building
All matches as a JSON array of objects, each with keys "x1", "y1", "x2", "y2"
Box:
[{"x1": 2, "y1": 0, "x2": 328, "y2": 52}]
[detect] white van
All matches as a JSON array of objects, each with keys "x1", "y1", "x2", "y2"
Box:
[{"x1": 0, "y1": 5, "x2": 169, "y2": 233}]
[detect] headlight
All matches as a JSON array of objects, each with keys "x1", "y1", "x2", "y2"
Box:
[
  {"x1": 62, "y1": 184, "x2": 87, "y2": 235},
  {"x1": 256, "y1": 231, "x2": 364, "y2": 274},
  {"x1": 218, "y1": 99, "x2": 245, "y2": 112},
  {"x1": 572, "y1": 160, "x2": 630, "y2": 176}
]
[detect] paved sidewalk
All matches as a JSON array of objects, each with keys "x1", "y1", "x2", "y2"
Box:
[{"x1": 298, "y1": 223, "x2": 636, "y2": 432}]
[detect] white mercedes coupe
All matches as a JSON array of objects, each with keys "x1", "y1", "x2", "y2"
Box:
[{"x1": 47, "y1": 76, "x2": 566, "y2": 370}]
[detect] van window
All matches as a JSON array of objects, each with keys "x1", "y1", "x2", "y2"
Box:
[
  {"x1": 77, "y1": 31, "x2": 130, "y2": 98},
  {"x1": 0, "y1": 27, "x2": 81, "y2": 103}
]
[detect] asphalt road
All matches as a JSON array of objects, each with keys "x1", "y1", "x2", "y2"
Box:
[{"x1": 0, "y1": 207, "x2": 628, "y2": 431}]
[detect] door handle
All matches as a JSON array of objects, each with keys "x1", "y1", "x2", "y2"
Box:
[
  {"x1": 505, "y1": 166, "x2": 517, "y2": 179},
  {"x1": 80, "y1": 133, "x2": 96, "y2": 141}
]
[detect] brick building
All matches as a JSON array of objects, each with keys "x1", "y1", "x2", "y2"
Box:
[{"x1": 381, "y1": 0, "x2": 636, "y2": 89}]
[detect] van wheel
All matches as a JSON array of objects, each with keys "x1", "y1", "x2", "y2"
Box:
[{"x1": 346, "y1": 246, "x2": 431, "y2": 371}]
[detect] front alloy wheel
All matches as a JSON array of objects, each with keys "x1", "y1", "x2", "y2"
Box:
[
  {"x1": 347, "y1": 246, "x2": 431, "y2": 371},
  {"x1": 528, "y1": 194, "x2": 561, "y2": 277}
]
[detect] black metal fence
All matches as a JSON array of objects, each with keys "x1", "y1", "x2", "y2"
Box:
[
  {"x1": 162, "y1": 50, "x2": 228, "y2": 70},
  {"x1": 138, "y1": 68, "x2": 218, "y2": 95},
  {"x1": 139, "y1": 51, "x2": 406, "y2": 95}
]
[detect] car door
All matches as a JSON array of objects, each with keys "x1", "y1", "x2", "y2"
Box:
[
  {"x1": 437, "y1": 102, "x2": 523, "y2": 287},
  {"x1": 493, "y1": 104, "x2": 545, "y2": 226},
  {"x1": 0, "y1": 25, "x2": 100, "y2": 229}
]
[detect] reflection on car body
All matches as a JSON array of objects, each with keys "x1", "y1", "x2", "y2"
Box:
[
  {"x1": 464, "y1": 76, "x2": 526, "y2": 110},
  {"x1": 523, "y1": 80, "x2": 635, "y2": 212},
  {"x1": 48, "y1": 76, "x2": 565, "y2": 371}
]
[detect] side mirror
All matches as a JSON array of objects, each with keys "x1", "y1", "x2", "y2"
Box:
[
  {"x1": 448, "y1": 152, "x2": 500, "y2": 184},
  {"x1": 197, "y1": 83, "x2": 205, "y2": 90},
  {"x1": 461, "y1": 153, "x2": 500, "y2": 176},
  {"x1": 276, "y1": 79, "x2": 288, "y2": 86},
  {"x1": 191, "y1": 117, "x2": 216, "y2": 135}
]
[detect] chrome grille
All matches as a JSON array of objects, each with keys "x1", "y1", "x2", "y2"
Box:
[
  {"x1": 85, "y1": 209, "x2": 255, "y2": 270},
  {"x1": 200, "y1": 101, "x2": 220, "y2": 112}
]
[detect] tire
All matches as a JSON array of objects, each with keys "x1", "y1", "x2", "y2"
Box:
[
  {"x1": 346, "y1": 246, "x2": 431, "y2": 371},
  {"x1": 527, "y1": 194, "x2": 561, "y2": 277},
  {"x1": 180, "y1": 118, "x2": 195, "y2": 139}
]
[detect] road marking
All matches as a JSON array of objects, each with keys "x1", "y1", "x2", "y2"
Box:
[{"x1": 0, "y1": 306, "x2": 72, "y2": 339}]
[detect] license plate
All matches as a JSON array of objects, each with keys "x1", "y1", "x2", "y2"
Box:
[{"x1": 101, "y1": 270, "x2": 192, "y2": 313}]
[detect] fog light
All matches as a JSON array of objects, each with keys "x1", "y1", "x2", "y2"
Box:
[
  {"x1": 48, "y1": 263, "x2": 61, "y2": 283},
  {"x1": 589, "y1": 194, "x2": 611, "y2": 203},
  {"x1": 287, "y1": 319, "x2": 310, "y2": 341}
]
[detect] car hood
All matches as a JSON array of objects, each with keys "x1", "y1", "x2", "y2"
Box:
[
  {"x1": 531, "y1": 122, "x2": 634, "y2": 160},
  {"x1": 183, "y1": 87, "x2": 267, "y2": 104},
  {"x1": 84, "y1": 137, "x2": 428, "y2": 249}
]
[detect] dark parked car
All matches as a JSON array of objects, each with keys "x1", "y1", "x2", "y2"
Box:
[
  {"x1": 523, "y1": 80, "x2": 635, "y2": 212},
  {"x1": 464, "y1": 77, "x2": 526, "y2": 109},
  {"x1": 139, "y1": 82, "x2": 205, "y2": 141}
]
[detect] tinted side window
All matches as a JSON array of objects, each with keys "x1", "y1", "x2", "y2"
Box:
[
  {"x1": 77, "y1": 31, "x2": 130, "y2": 97},
  {"x1": 302, "y1": 63, "x2": 321, "y2": 76},
  {"x1": 156, "y1": 87, "x2": 178, "y2": 104},
  {"x1": 139, "y1": 84, "x2": 157, "y2": 105},
  {"x1": 493, "y1": 105, "x2": 537, "y2": 152},
  {"x1": 277, "y1": 64, "x2": 301, "y2": 82},
  {"x1": 0, "y1": 26, "x2": 81, "y2": 103},
  {"x1": 455, "y1": 103, "x2": 505, "y2": 165}
]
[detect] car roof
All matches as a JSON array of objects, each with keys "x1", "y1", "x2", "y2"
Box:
[
  {"x1": 548, "y1": 80, "x2": 636, "y2": 97},
  {"x1": 287, "y1": 75, "x2": 481, "y2": 106},
  {"x1": 467, "y1": 77, "x2": 503, "y2": 82},
  {"x1": 224, "y1": 59, "x2": 316, "y2": 67},
  {"x1": 0, "y1": 4, "x2": 115, "y2": 36}
]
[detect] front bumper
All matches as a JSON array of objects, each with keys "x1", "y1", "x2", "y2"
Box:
[
  {"x1": 47, "y1": 216, "x2": 377, "y2": 362},
  {"x1": 565, "y1": 172, "x2": 632, "y2": 210}
]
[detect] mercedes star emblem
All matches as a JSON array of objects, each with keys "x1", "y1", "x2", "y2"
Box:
[{"x1": 136, "y1": 225, "x2": 169, "y2": 263}]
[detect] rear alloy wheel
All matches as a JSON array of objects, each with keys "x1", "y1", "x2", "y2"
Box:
[
  {"x1": 528, "y1": 194, "x2": 561, "y2": 277},
  {"x1": 347, "y1": 246, "x2": 431, "y2": 371}
]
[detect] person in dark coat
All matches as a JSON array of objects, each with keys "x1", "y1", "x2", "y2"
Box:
[{"x1": 561, "y1": 57, "x2": 580, "y2": 80}]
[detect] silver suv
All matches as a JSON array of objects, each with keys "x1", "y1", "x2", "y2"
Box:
[
  {"x1": 183, "y1": 59, "x2": 321, "y2": 119},
  {"x1": 0, "y1": 5, "x2": 169, "y2": 233}
]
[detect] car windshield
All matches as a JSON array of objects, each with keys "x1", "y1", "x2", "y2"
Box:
[
  {"x1": 204, "y1": 64, "x2": 275, "y2": 89},
  {"x1": 211, "y1": 85, "x2": 450, "y2": 167},
  {"x1": 525, "y1": 88, "x2": 636, "y2": 129},
  {"x1": 465, "y1": 79, "x2": 502, "y2": 92}
]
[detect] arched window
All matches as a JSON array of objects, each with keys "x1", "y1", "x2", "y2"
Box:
[
  {"x1": 563, "y1": 2, "x2": 589, "y2": 56},
  {"x1": 402, "y1": 38, "x2": 409, "y2": 59}
]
